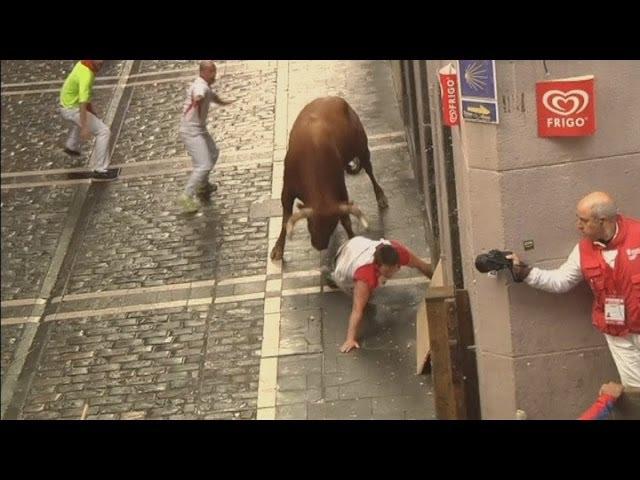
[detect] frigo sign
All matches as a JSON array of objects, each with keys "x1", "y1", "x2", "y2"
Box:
[
  {"x1": 438, "y1": 64, "x2": 460, "y2": 127},
  {"x1": 536, "y1": 75, "x2": 596, "y2": 137}
]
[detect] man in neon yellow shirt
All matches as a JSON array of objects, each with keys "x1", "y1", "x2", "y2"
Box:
[{"x1": 59, "y1": 60, "x2": 117, "y2": 181}]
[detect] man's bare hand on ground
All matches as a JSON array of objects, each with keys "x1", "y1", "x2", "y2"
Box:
[{"x1": 340, "y1": 338, "x2": 360, "y2": 353}]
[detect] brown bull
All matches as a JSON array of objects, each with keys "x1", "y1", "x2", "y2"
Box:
[{"x1": 270, "y1": 96, "x2": 388, "y2": 261}]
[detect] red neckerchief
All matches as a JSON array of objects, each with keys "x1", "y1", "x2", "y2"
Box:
[
  {"x1": 81, "y1": 60, "x2": 99, "y2": 74},
  {"x1": 78, "y1": 61, "x2": 97, "y2": 114}
]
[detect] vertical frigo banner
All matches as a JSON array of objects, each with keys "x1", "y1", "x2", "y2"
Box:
[
  {"x1": 438, "y1": 63, "x2": 460, "y2": 126},
  {"x1": 536, "y1": 75, "x2": 596, "y2": 137}
]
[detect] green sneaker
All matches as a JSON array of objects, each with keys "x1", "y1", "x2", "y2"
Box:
[{"x1": 178, "y1": 194, "x2": 199, "y2": 213}]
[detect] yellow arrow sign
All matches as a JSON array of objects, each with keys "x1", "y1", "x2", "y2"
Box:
[{"x1": 468, "y1": 104, "x2": 490, "y2": 115}]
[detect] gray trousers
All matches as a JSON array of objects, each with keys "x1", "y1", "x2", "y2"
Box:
[
  {"x1": 180, "y1": 123, "x2": 219, "y2": 196},
  {"x1": 60, "y1": 107, "x2": 111, "y2": 172}
]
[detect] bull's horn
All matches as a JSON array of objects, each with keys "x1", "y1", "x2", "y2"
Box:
[
  {"x1": 286, "y1": 207, "x2": 314, "y2": 239},
  {"x1": 338, "y1": 203, "x2": 369, "y2": 230}
]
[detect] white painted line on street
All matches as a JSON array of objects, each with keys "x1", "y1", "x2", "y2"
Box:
[
  {"x1": 10, "y1": 169, "x2": 165, "y2": 187},
  {"x1": 1, "y1": 317, "x2": 41, "y2": 326},
  {"x1": 43, "y1": 298, "x2": 213, "y2": 322},
  {"x1": 2, "y1": 160, "x2": 275, "y2": 188},
  {"x1": 271, "y1": 162, "x2": 284, "y2": 200},
  {"x1": 2, "y1": 166, "x2": 116, "y2": 178},
  {"x1": 266, "y1": 218, "x2": 283, "y2": 277},
  {"x1": 1, "y1": 298, "x2": 46, "y2": 307},
  {"x1": 266, "y1": 254, "x2": 282, "y2": 278},
  {"x1": 116, "y1": 157, "x2": 273, "y2": 178},
  {"x1": 264, "y1": 296, "x2": 281, "y2": 315},
  {"x1": 268, "y1": 217, "x2": 283, "y2": 240},
  {"x1": 14, "y1": 266, "x2": 415, "y2": 315},
  {"x1": 217, "y1": 274, "x2": 266, "y2": 286},
  {"x1": 1, "y1": 179, "x2": 91, "y2": 190},
  {"x1": 51, "y1": 279, "x2": 215, "y2": 303},
  {"x1": 103, "y1": 61, "x2": 135, "y2": 126},
  {"x1": 257, "y1": 357, "x2": 278, "y2": 411},
  {"x1": 187, "y1": 297, "x2": 213, "y2": 307},
  {"x1": 281, "y1": 286, "x2": 322, "y2": 297},
  {"x1": 257, "y1": 60, "x2": 290, "y2": 420},
  {"x1": 256, "y1": 407, "x2": 276, "y2": 420},
  {"x1": 261, "y1": 313, "x2": 281, "y2": 358},
  {"x1": 119, "y1": 168, "x2": 192, "y2": 180},
  {"x1": 282, "y1": 269, "x2": 321, "y2": 279},
  {"x1": 190, "y1": 280, "x2": 218, "y2": 288},
  {"x1": 213, "y1": 292, "x2": 265, "y2": 304},
  {"x1": 273, "y1": 61, "x2": 289, "y2": 151},
  {"x1": 265, "y1": 279, "x2": 282, "y2": 292},
  {"x1": 2, "y1": 147, "x2": 273, "y2": 179}
]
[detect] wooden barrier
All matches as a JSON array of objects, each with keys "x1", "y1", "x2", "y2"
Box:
[{"x1": 415, "y1": 260, "x2": 480, "y2": 419}]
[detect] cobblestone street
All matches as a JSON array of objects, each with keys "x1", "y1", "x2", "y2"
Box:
[{"x1": 1, "y1": 60, "x2": 435, "y2": 420}]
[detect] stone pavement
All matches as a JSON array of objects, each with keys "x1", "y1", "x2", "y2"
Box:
[{"x1": 1, "y1": 60, "x2": 435, "y2": 420}]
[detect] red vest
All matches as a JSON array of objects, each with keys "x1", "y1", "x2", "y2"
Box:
[{"x1": 579, "y1": 215, "x2": 640, "y2": 336}]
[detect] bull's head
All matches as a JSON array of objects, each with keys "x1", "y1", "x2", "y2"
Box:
[{"x1": 286, "y1": 201, "x2": 369, "y2": 250}]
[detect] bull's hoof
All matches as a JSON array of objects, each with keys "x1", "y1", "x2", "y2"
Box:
[
  {"x1": 377, "y1": 195, "x2": 389, "y2": 209},
  {"x1": 270, "y1": 246, "x2": 283, "y2": 261}
]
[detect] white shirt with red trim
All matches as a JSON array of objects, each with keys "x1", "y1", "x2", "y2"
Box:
[
  {"x1": 181, "y1": 76, "x2": 215, "y2": 127},
  {"x1": 333, "y1": 237, "x2": 410, "y2": 293}
]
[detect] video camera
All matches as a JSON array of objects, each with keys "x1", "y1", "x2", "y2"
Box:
[
  {"x1": 475, "y1": 250, "x2": 513, "y2": 273},
  {"x1": 475, "y1": 249, "x2": 527, "y2": 282}
]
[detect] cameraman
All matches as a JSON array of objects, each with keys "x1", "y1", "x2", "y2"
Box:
[{"x1": 509, "y1": 192, "x2": 640, "y2": 389}]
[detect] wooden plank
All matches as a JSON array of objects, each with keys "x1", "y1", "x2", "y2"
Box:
[
  {"x1": 445, "y1": 296, "x2": 467, "y2": 419},
  {"x1": 416, "y1": 260, "x2": 443, "y2": 374},
  {"x1": 425, "y1": 285, "x2": 456, "y2": 300},
  {"x1": 455, "y1": 289, "x2": 481, "y2": 420},
  {"x1": 431, "y1": 259, "x2": 444, "y2": 287},
  {"x1": 416, "y1": 295, "x2": 431, "y2": 374},
  {"x1": 427, "y1": 296, "x2": 457, "y2": 419}
]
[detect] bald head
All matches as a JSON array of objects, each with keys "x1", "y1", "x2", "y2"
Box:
[
  {"x1": 577, "y1": 192, "x2": 618, "y2": 220},
  {"x1": 199, "y1": 61, "x2": 217, "y2": 85},
  {"x1": 576, "y1": 191, "x2": 618, "y2": 242},
  {"x1": 199, "y1": 60, "x2": 216, "y2": 73}
]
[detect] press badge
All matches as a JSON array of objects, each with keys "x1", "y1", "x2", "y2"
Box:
[{"x1": 604, "y1": 297, "x2": 626, "y2": 325}]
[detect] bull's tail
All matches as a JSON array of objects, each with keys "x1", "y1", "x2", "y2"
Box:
[{"x1": 345, "y1": 157, "x2": 362, "y2": 175}]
